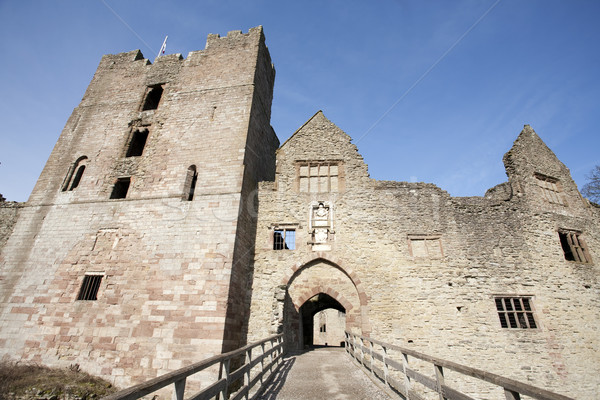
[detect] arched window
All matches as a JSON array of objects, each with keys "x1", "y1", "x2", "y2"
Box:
[
  {"x1": 62, "y1": 156, "x2": 88, "y2": 191},
  {"x1": 184, "y1": 165, "x2": 198, "y2": 201}
]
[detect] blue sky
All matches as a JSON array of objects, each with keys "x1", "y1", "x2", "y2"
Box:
[{"x1": 0, "y1": 0, "x2": 598, "y2": 201}]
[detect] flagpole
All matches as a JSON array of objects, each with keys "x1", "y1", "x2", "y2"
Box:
[{"x1": 157, "y1": 35, "x2": 168, "y2": 58}]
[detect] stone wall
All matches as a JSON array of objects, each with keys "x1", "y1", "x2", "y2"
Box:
[
  {"x1": 0, "y1": 200, "x2": 21, "y2": 253},
  {"x1": 1, "y1": 25, "x2": 598, "y2": 399},
  {"x1": 0, "y1": 27, "x2": 278, "y2": 390},
  {"x1": 246, "y1": 113, "x2": 599, "y2": 399}
]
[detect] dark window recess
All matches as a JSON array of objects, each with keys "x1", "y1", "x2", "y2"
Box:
[
  {"x1": 495, "y1": 297, "x2": 537, "y2": 329},
  {"x1": 126, "y1": 130, "x2": 149, "y2": 157},
  {"x1": 274, "y1": 229, "x2": 295, "y2": 250},
  {"x1": 559, "y1": 231, "x2": 591, "y2": 263},
  {"x1": 141, "y1": 85, "x2": 164, "y2": 111},
  {"x1": 62, "y1": 156, "x2": 88, "y2": 191},
  {"x1": 69, "y1": 165, "x2": 85, "y2": 190},
  {"x1": 186, "y1": 165, "x2": 198, "y2": 201},
  {"x1": 110, "y1": 177, "x2": 130, "y2": 199},
  {"x1": 77, "y1": 275, "x2": 103, "y2": 301},
  {"x1": 320, "y1": 324, "x2": 326, "y2": 333}
]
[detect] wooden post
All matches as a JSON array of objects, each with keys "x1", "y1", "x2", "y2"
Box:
[
  {"x1": 244, "y1": 348, "x2": 252, "y2": 399},
  {"x1": 345, "y1": 332, "x2": 349, "y2": 354},
  {"x1": 504, "y1": 388, "x2": 522, "y2": 400},
  {"x1": 382, "y1": 345, "x2": 389, "y2": 387},
  {"x1": 172, "y1": 378, "x2": 186, "y2": 400},
  {"x1": 359, "y1": 338, "x2": 365, "y2": 366},
  {"x1": 434, "y1": 364, "x2": 446, "y2": 400},
  {"x1": 401, "y1": 352, "x2": 411, "y2": 399},
  {"x1": 369, "y1": 340, "x2": 374, "y2": 376},
  {"x1": 220, "y1": 358, "x2": 231, "y2": 400},
  {"x1": 260, "y1": 342, "x2": 266, "y2": 384}
]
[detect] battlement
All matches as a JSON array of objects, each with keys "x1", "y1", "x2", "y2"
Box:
[
  {"x1": 94, "y1": 26, "x2": 266, "y2": 69},
  {"x1": 206, "y1": 26, "x2": 265, "y2": 48}
]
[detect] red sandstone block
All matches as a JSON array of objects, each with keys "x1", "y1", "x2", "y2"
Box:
[
  {"x1": 25, "y1": 340, "x2": 40, "y2": 348},
  {"x1": 10, "y1": 306, "x2": 36, "y2": 314}
]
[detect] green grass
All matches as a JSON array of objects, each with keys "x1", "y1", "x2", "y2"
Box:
[{"x1": 0, "y1": 362, "x2": 117, "y2": 400}]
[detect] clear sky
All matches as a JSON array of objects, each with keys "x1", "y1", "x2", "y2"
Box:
[{"x1": 0, "y1": 0, "x2": 598, "y2": 202}]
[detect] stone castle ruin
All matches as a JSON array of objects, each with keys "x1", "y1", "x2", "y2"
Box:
[{"x1": 0, "y1": 26, "x2": 598, "y2": 398}]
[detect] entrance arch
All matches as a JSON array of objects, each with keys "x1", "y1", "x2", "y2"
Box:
[
  {"x1": 300, "y1": 293, "x2": 346, "y2": 347},
  {"x1": 281, "y1": 258, "x2": 370, "y2": 350}
]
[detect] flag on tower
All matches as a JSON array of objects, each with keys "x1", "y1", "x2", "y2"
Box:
[{"x1": 157, "y1": 36, "x2": 168, "y2": 58}]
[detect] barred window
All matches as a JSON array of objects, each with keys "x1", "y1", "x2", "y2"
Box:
[
  {"x1": 559, "y1": 230, "x2": 591, "y2": 263},
  {"x1": 273, "y1": 228, "x2": 295, "y2": 250},
  {"x1": 495, "y1": 297, "x2": 537, "y2": 329},
  {"x1": 298, "y1": 162, "x2": 339, "y2": 193},
  {"x1": 77, "y1": 274, "x2": 103, "y2": 301},
  {"x1": 535, "y1": 174, "x2": 564, "y2": 205}
]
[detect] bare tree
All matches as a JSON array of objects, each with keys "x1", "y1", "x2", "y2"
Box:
[{"x1": 581, "y1": 165, "x2": 600, "y2": 203}]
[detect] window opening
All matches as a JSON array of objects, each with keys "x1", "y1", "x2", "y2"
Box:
[
  {"x1": 141, "y1": 84, "x2": 164, "y2": 111},
  {"x1": 535, "y1": 173, "x2": 564, "y2": 205},
  {"x1": 408, "y1": 235, "x2": 443, "y2": 258},
  {"x1": 273, "y1": 228, "x2": 295, "y2": 250},
  {"x1": 69, "y1": 165, "x2": 85, "y2": 190},
  {"x1": 126, "y1": 129, "x2": 149, "y2": 157},
  {"x1": 495, "y1": 297, "x2": 537, "y2": 329},
  {"x1": 61, "y1": 156, "x2": 88, "y2": 191},
  {"x1": 110, "y1": 177, "x2": 130, "y2": 199},
  {"x1": 77, "y1": 274, "x2": 103, "y2": 301},
  {"x1": 185, "y1": 165, "x2": 198, "y2": 201},
  {"x1": 559, "y1": 230, "x2": 591, "y2": 263},
  {"x1": 298, "y1": 162, "x2": 340, "y2": 192}
]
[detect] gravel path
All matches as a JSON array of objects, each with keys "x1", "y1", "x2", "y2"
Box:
[{"x1": 258, "y1": 347, "x2": 392, "y2": 400}]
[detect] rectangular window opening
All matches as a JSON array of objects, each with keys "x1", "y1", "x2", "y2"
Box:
[
  {"x1": 141, "y1": 84, "x2": 164, "y2": 111},
  {"x1": 298, "y1": 161, "x2": 341, "y2": 193},
  {"x1": 77, "y1": 274, "x2": 103, "y2": 301},
  {"x1": 110, "y1": 177, "x2": 130, "y2": 199},
  {"x1": 558, "y1": 230, "x2": 591, "y2": 263},
  {"x1": 273, "y1": 228, "x2": 296, "y2": 250},
  {"x1": 408, "y1": 235, "x2": 443, "y2": 258},
  {"x1": 495, "y1": 296, "x2": 537, "y2": 329},
  {"x1": 126, "y1": 129, "x2": 149, "y2": 157},
  {"x1": 535, "y1": 173, "x2": 565, "y2": 205}
]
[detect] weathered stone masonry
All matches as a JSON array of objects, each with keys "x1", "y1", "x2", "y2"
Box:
[
  {"x1": 245, "y1": 112, "x2": 599, "y2": 398},
  {"x1": 0, "y1": 26, "x2": 598, "y2": 399},
  {"x1": 0, "y1": 27, "x2": 278, "y2": 389}
]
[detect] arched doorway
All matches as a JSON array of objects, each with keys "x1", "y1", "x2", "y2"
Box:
[
  {"x1": 280, "y1": 258, "x2": 370, "y2": 350},
  {"x1": 299, "y1": 293, "x2": 346, "y2": 347}
]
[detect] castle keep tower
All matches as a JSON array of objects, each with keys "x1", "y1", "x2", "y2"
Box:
[
  {"x1": 1, "y1": 26, "x2": 598, "y2": 399},
  {"x1": 0, "y1": 27, "x2": 278, "y2": 387}
]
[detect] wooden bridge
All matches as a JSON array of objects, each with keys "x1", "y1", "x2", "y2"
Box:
[{"x1": 102, "y1": 333, "x2": 574, "y2": 400}]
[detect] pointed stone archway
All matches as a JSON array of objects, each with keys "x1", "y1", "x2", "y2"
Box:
[{"x1": 280, "y1": 257, "x2": 370, "y2": 350}]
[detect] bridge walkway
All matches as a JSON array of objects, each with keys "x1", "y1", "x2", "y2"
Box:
[{"x1": 257, "y1": 346, "x2": 391, "y2": 400}]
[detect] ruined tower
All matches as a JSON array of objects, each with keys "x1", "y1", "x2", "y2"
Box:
[
  {"x1": 1, "y1": 26, "x2": 598, "y2": 399},
  {"x1": 0, "y1": 27, "x2": 278, "y2": 387}
]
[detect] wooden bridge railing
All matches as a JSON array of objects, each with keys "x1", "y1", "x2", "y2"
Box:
[
  {"x1": 103, "y1": 334, "x2": 283, "y2": 400},
  {"x1": 345, "y1": 331, "x2": 573, "y2": 400}
]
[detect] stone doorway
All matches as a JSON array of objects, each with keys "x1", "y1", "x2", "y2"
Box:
[
  {"x1": 300, "y1": 294, "x2": 346, "y2": 347},
  {"x1": 279, "y1": 258, "x2": 370, "y2": 350}
]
